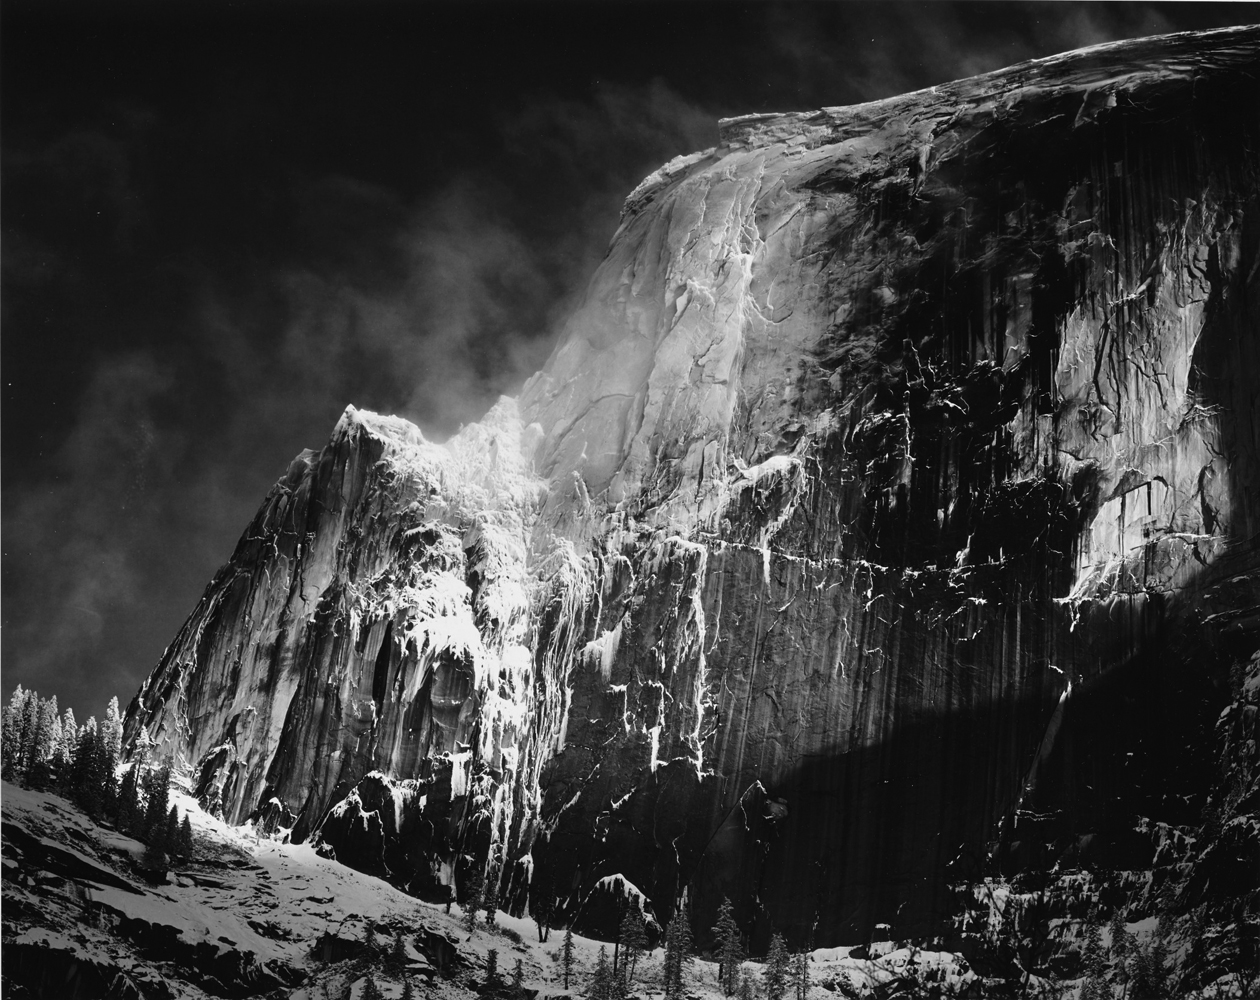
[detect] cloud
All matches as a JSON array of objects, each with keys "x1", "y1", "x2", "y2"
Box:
[{"x1": 2, "y1": 355, "x2": 176, "y2": 715}]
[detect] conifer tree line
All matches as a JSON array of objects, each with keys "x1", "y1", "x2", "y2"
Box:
[{"x1": 1, "y1": 684, "x2": 193, "y2": 864}]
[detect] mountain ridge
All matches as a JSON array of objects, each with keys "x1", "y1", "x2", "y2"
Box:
[{"x1": 124, "y1": 24, "x2": 1260, "y2": 960}]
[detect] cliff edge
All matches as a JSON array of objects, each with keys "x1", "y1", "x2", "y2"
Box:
[{"x1": 126, "y1": 25, "x2": 1260, "y2": 962}]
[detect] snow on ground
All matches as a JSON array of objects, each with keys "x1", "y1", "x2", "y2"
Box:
[{"x1": 4, "y1": 780, "x2": 988, "y2": 999}]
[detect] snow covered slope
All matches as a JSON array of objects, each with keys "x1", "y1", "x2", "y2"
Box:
[{"x1": 2, "y1": 780, "x2": 995, "y2": 999}]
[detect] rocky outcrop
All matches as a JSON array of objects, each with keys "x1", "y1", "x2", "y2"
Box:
[
  {"x1": 0, "y1": 782, "x2": 479, "y2": 999},
  {"x1": 126, "y1": 26, "x2": 1260, "y2": 951}
]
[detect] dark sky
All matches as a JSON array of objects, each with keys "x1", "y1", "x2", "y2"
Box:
[{"x1": 4, "y1": 1, "x2": 1257, "y2": 721}]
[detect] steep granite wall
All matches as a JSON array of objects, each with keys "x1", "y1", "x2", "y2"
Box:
[{"x1": 126, "y1": 27, "x2": 1260, "y2": 948}]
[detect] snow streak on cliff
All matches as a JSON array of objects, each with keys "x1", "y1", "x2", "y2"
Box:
[{"x1": 126, "y1": 26, "x2": 1260, "y2": 947}]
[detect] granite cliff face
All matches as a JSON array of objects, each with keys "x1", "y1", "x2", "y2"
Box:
[{"x1": 126, "y1": 27, "x2": 1260, "y2": 953}]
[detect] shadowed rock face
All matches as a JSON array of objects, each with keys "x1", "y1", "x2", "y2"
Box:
[{"x1": 126, "y1": 26, "x2": 1260, "y2": 949}]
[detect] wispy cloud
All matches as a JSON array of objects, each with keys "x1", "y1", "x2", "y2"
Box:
[
  {"x1": 762, "y1": 3, "x2": 1179, "y2": 108},
  {"x1": 2, "y1": 78, "x2": 716, "y2": 716}
]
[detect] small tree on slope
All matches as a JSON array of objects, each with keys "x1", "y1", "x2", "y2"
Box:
[
  {"x1": 529, "y1": 882, "x2": 554, "y2": 942},
  {"x1": 71, "y1": 719, "x2": 107, "y2": 815},
  {"x1": 102, "y1": 696, "x2": 123, "y2": 763},
  {"x1": 714, "y1": 896, "x2": 744, "y2": 995},
  {"x1": 1, "y1": 686, "x2": 27, "y2": 779},
  {"x1": 115, "y1": 763, "x2": 141, "y2": 834},
  {"x1": 589, "y1": 946, "x2": 612, "y2": 1000},
  {"x1": 464, "y1": 867, "x2": 485, "y2": 932},
  {"x1": 563, "y1": 927, "x2": 576, "y2": 990},
  {"x1": 793, "y1": 949, "x2": 809, "y2": 1000},
  {"x1": 142, "y1": 762, "x2": 172, "y2": 848},
  {"x1": 17, "y1": 689, "x2": 40, "y2": 780},
  {"x1": 664, "y1": 905, "x2": 694, "y2": 1000},
  {"x1": 164, "y1": 805, "x2": 181, "y2": 859},
  {"x1": 1079, "y1": 911, "x2": 1108, "y2": 1000},
  {"x1": 55, "y1": 705, "x2": 77, "y2": 774},
  {"x1": 484, "y1": 864, "x2": 500, "y2": 926},
  {"x1": 763, "y1": 933, "x2": 791, "y2": 1000},
  {"x1": 619, "y1": 901, "x2": 649, "y2": 988}
]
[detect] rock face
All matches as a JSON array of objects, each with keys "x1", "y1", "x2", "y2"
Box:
[{"x1": 126, "y1": 27, "x2": 1260, "y2": 950}]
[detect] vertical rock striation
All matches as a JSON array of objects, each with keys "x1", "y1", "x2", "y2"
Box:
[{"x1": 126, "y1": 27, "x2": 1260, "y2": 948}]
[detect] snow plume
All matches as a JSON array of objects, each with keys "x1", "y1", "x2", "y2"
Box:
[{"x1": 761, "y1": 4, "x2": 1176, "y2": 109}]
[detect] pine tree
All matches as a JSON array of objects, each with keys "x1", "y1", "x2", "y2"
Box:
[
  {"x1": 664, "y1": 905, "x2": 694, "y2": 1000},
  {"x1": 663, "y1": 911, "x2": 680, "y2": 1000},
  {"x1": 27, "y1": 695, "x2": 59, "y2": 788},
  {"x1": 465, "y1": 867, "x2": 485, "y2": 931},
  {"x1": 619, "y1": 902, "x2": 648, "y2": 988},
  {"x1": 116, "y1": 764, "x2": 141, "y2": 834},
  {"x1": 530, "y1": 883, "x2": 554, "y2": 942},
  {"x1": 141, "y1": 837, "x2": 168, "y2": 871},
  {"x1": 1, "y1": 707, "x2": 15, "y2": 781},
  {"x1": 18, "y1": 688, "x2": 41, "y2": 780},
  {"x1": 103, "y1": 696, "x2": 123, "y2": 763},
  {"x1": 1130, "y1": 926, "x2": 1172, "y2": 1000},
  {"x1": 363, "y1": 921, "x2": 377, "y2": 952},
  {"x1": 1110, "y1": 910, "x2": 1132, "y2": 995},
  {"x1": 487, "y1": 947, "x2": 500, "y2": 986},
  {"x1": 55, "y1": 706, "x2": 77, "y2": 773},
  {"x1": 739, "y1": 971, "x2": 758, "y2": 1000},
  {"x1": 97, "y1": 725, "x2": 118, "y2": 817},
  {"x1": 513, "y1": 958, "x2": 524, "y2": 989},
  {"x1": 763, "y1": 933, "x2": 791, "y2": 1000},
  {"x1": 360, "y1": 973, "x2": 384, "y2": 1000},
  {"x1": 390, "y1": 929, "x2": 407, "y2": 970},
  {"x1": 484, "y1": 866, "x2": 500, "y2": 926},
  {"x1": 590, "y1": 946, "x2": 611, "y2": 1000},
  {"x1": 1, "y1": 686, "x2": 26, "y2": 779},
  {"x1": 139, "y1": 762, "x2": 171, "y2": 869},
  {"x1": 563, "y1": 927, "x2": 576, "y2": 989},
  {"x1": 133, "y1": 725, "x2": 155, "y2": 766},
  {"x1": 36, "y1": 695, "x2": 58, "y2": 761},
  {"x1": 165, "y1": 806, "x2": 181, "y2": 859},
  {"x1": 46, "y1": 711, "x2": 63, "y2": 778},
  {"x1": 1080, "y1": 911, "x2": 1108, "y2": 1000},
  {"x1": 70, "y1": 721, "x2": 91, "y2": 802},
  {"x1": 401, "y1": 979, "x2": 416, "y2": 1000},
  {"x1": 179, "y1": 815, "x2": 194, "y2": 858},
  {"x1": 72, "y1": 718, "x2": 108, "y2": 815},
  {"x1": 793, "y1": 949, "x2": 809, "y2": 1000},
  {"x1": 142, "y1": 762, "x2": 172, "y2": 847},
  {"x1": 714, "y1": 897, "x2": 744, "y2": 995}
]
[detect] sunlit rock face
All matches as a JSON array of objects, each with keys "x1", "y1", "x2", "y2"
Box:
[{"x1": 126, "y1": 26, "x2": 1260, "y2": 948}]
